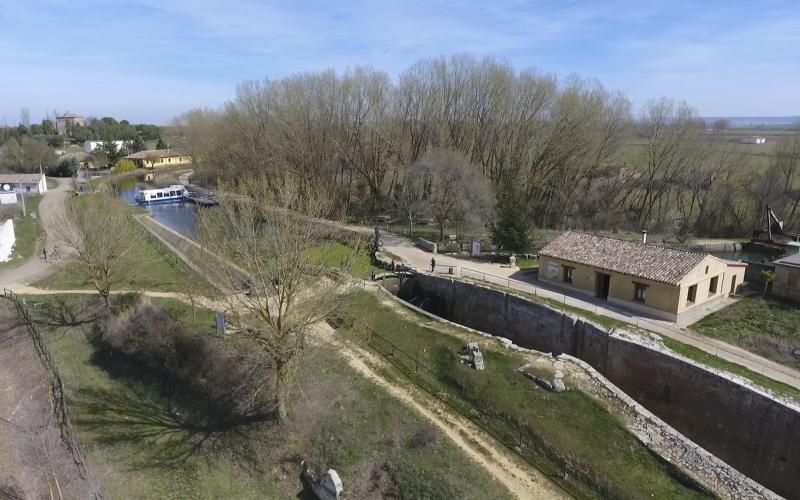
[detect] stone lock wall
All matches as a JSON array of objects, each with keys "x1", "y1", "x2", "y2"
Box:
[{"x1": 398, "y1": 274, "x2": 800, "y2": 498}]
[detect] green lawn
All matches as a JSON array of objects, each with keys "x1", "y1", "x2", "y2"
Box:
[
  {"x1": 692, "y1": 297, "x2": 800, "y2": 370},
  {"x1": 341, "y1": 291, "x2": 711, "y2": 499},
  {"x1": 310, "y1": 241, "x2": 381, "y2": 279},
  {"x1": 35, "y1": 198, "x2": 208, "y2": 293},
  {"x1": 0, "y1": 195, "x2": 44, "y2": 272},
  {"x1": 32, "y1": 294, "x2": 511, "y2": 499}
]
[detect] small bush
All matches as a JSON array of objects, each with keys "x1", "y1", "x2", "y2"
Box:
[
  {"x1": 102, "y1": 298, "x2": 269, "y2": 414},
  {"x1": 408, "y1": 425, "x2": 439, "y2": 449}
]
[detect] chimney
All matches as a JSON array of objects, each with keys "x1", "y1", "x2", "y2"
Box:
[{"x1": 641, "y1": 229, "x2": 648, "y2": 244}]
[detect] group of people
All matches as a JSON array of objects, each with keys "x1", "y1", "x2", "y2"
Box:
[
  {"x1": 41, "y1": 246, "x2": 60, "y2": 261},
  {"x1": 387, "y1": 257, "x2": 437, "y2": 273}
]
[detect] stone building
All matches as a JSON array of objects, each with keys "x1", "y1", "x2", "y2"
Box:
[
  {"x1": 538, "y1": 231, "x2": 746, "y2": 321},
  {"x1": 771, "y1": 252, "x2": 800, "y2": 302},
  {"x1": 55, "y1": 113, "x2": 84, "y2": 135}
]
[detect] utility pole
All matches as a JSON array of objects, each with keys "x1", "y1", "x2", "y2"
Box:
[{"x1": 18, "y1": 181, "x2": 26, "y2": 217}]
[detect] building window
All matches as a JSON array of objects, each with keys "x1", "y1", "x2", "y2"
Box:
[
  {"x1": 687, "y1": 284, "x2": 697, "y2": 305},
  {"x1": 705, "y1": 265, "x2": 709, "y2": 274},
  {"x1": 633, "y1": 282, "x2": 647, "y2": 303},
  {"x1": 562, "y1": 266, "x2": 574, "y2": 284},
  {"x1": 709, "y1": 276, "x2": 719, "y2": 295},
  {"x1": 25, "y1": 186, "x2": 30, "y2": 192}
]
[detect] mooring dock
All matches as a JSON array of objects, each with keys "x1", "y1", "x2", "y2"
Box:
[{"x1": 184, "y1": 186, "x2": 218, "y2": 206}]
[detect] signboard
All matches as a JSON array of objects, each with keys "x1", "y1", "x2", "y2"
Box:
[
  {"x1": 547, "y1": 262, "x2": 560, "y2": 279},
  {"x1": 470, "y1": 240, "x2": 481, "y2": 257}
]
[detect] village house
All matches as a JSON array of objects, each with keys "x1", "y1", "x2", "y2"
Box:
[
  {"x1": 125, "y1": 149, "x2": 192, "y2": 169},
  {"x1": 771, "y1": 253, "x2": 800, "y2": 302},
  {"x1": 538, "y1": 231, "x2": 746, "y2": 322},
  {"x1": 84, "y1": 140, "x2": 132, "y2": 154},
  {"x1": 55, "y1": 113, "x2": 84, "y2": 135},
  {"x1": 0, "y1": 173, "x2": 47, "y2": 205}
]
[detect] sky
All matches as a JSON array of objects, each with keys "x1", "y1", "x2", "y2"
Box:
[{"x1": 1, "y1": 0, "x2": 799, "y2": 124}]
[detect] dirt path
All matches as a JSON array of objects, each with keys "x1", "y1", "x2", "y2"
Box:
[
  {"x1": 0, "y1": 178, "x2": 74, "y2": 287},
  {"x1": 313, "y1": 323, "x2": 567, "y2": 500},
  {"x1": 0, "y1": 302, "x2": 91, "y2": 499}
]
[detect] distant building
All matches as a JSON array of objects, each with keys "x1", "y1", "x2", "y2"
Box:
[
  {"x1": 740, "y1": 136, "x2": 766, "y2": 144},
  {"x1": 0, "y1": 174, "x2": 47, "y2": 205},
  {"x1": 125, "y1": 149, "x2": 192, "y2": 169},
  {"x1": 538, "y1": 231, "x2": 746, "y2": 322},
  {"x1": 771, "y1": 253, "x2": 800, "y2": 302},
  {"x1": 55, "y1": 113, "x2": 85, "y2": 135},
  {"x1": 84, "y1": 140, "x2": 132, "y2": 154}
]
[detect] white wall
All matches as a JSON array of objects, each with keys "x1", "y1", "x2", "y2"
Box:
[
  {"x1": 84, "y1": 140, "x2": 132, "y2": 153},
  {"x1": 0, "y1": 192, "x2": 16, "y2": 205},
  {"x1": 0, "y1": 219, "x2": 15, "y2": 262}
]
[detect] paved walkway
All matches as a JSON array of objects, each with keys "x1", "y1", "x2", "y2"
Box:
[
  {"x1": 0, "y1": 178, "x2": 73, "y2": 287},
  {"x1": 377, "y1": 232, "x2": 800, "y2": 392}
]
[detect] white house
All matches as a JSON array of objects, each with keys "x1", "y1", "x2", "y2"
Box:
[
  {"x1": 740, "y1": 136, "x2": 766, "y2": 144},
  {"x1": 84, "y1": 140, "x2": 132, "y2": 154},
  {"x1": 0, "y1": 174, "x2": 48, "y2": 199}
]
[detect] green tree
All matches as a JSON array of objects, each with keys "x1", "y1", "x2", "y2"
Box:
[
  {"x1": 131, "y1": 135, "x2": 146, "y2": 153},
  {"x1": 156, "y1": 138, "x2": 168, "y2": 150},
  {"x1": 41, "y1": 119, "x2": 56, "y2": 135},
  {"x1": 0, "y1": 136, "x2": 55, "y2": 173},
  {"x1": 114, "y1": 159, "x2": 137, "y2": 173},
  {"x1": 98, "y1": 139, "x2": 124, "y2": 166},
  {"x1": 490, "y1": 186, "x2": 533, "y2": 253},
  {"x1": 48, "y1": 157, "x2": 79, "y2": 177},
  {"x1": 71, "y1": 125, "x2": 92, "y2": 142}
]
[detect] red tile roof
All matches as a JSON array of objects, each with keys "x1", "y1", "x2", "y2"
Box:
[{"x1": 538, "y1": 231, "x2": 708, "y2": 285}]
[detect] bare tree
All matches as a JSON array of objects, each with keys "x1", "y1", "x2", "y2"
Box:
[
  {"x1": 412, "y1": 149, "x2": 491, "y2": 242},
  {"x1": 196, "y1": 177, "x2": 365, "y2": 421},
  {"x1": 53, "y1": 195, "x2": 145, "y2": 308},
  {"x1": 393, "y1": 171, "x2": 429, "y2": 237}
]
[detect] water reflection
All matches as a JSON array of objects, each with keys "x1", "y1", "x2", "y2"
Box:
[{"x1": 114, "y1": 171, "x2": 199, "y2": 237}]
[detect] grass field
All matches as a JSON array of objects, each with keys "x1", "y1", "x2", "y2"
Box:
[
  {"x1": 34, "y1": 294, "x2": 511, "y2": 499},
  {"x1": 693, "y1": 296, "x2": 800, "y2": 370},
  {"x1": 0, "y1": 195, "x2": 44, "y2": 272},
  {"x1": 342, "y1": 291, "x2": 711, "y2": 499},
  {"x1": 35, "y1": 197, "x2": 207, "y2": 293}
]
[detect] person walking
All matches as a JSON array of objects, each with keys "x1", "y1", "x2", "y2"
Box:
[
  {"x1": 42, "y1": 248, "x2": 47, "y2": 260},
  {"x1": 390, "y1": 259, "x2": 396, "y2": 272},
  {"x1": 430, "y1": 257, "x2": 436, "y2": 273}
]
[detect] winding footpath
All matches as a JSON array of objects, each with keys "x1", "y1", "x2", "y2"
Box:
[{"x1": 0, "y1": 178, "x2": 73, "y2": 287}]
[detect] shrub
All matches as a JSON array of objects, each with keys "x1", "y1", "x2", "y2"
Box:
[
  {"x1": 102, "y1": 298, "x2": 269, "y2": 414},
  {"x1": 113, "y1": 159, "x2": 137, "y2": 173},
  {"x1": 47, "y1": 157, "x2": 79, "y2": 177}
]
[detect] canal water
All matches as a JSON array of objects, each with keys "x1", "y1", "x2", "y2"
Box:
[{"x1": 113, "y1": 172, "x2": 200, "y2": 237}]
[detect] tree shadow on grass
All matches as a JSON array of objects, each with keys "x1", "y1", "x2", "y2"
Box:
[
  {"x1": 69, "y1": 355, "x2": 271, "y2": 473},
  {"x1": 29, "y1": 296, "x2": 104, "y2": 329}
]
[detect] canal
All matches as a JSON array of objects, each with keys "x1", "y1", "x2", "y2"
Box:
[{"x1": 113, "y1": 171, "x2": 200, "y2": 237}]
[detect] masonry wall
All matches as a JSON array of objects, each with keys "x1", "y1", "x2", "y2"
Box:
[{"x1": 399, "y1": 274, "x2": 800, "y2": 498}]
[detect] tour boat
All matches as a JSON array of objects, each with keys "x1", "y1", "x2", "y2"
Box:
[{"x1": 135, "y1": 185, "x2": 187, "y2": 204}]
